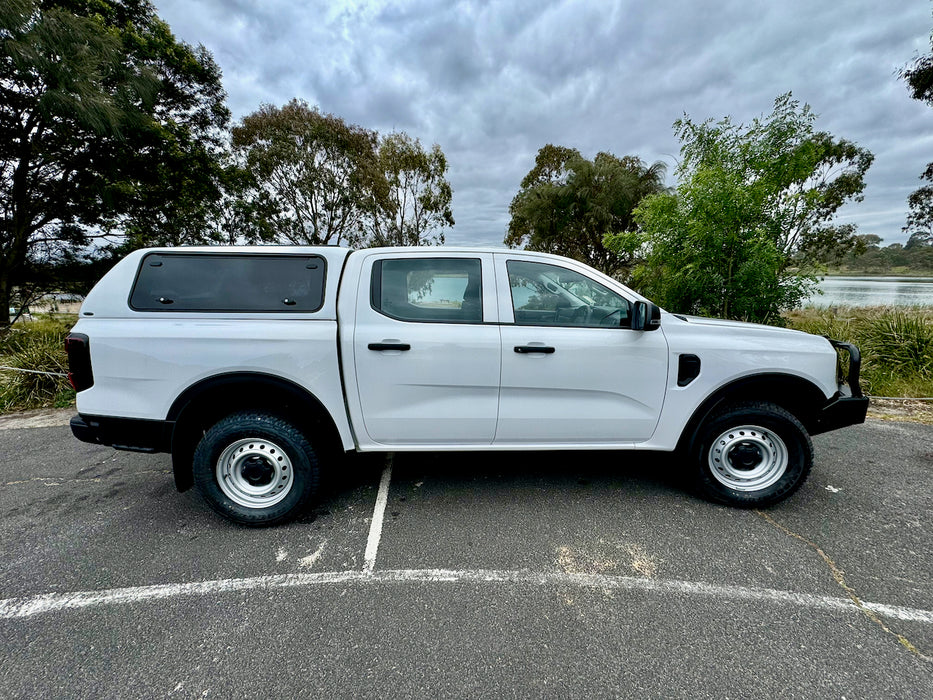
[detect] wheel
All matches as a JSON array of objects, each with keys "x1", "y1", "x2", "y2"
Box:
[
  {"x1": 192, "y1": 411, "x2": 319, "y2": 525},
  {"x1": 690, "y1": 401, "x2": 812, "y2": 507}
]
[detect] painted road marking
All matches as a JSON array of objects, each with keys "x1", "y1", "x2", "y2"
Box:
[
  {"x1": 1, "y1": 568, "x2": 932, "y2": 623},
  {"x1": 363, "y1": 457, "x2": 393, "y2": 574}
]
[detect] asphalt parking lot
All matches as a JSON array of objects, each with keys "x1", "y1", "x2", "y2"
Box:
[{"x1": 0, "y1": 412, "x2": 930, "y2": 698}]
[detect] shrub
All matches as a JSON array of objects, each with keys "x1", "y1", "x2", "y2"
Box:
[
  {"x1": 784, "y1": 307, "x2": 933, "y2": 398},
  {"x1": 0, "y1": 316, "x2": 75, "y2": 412},
  {"x1": 861, "y1": 311, "x2": 933, "y2": 377}
]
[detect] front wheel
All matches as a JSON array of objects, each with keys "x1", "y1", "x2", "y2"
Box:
[
  {"x1": 691, "y1": 401, "x2": 812, "y2": 507},
  {"x1": 193, "y1": 412, "x2": 320, "y2": 525}
]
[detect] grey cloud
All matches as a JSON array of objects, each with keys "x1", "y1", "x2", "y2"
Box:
[{"x1": 155, "y1": 0, "x2": 931, "y2": 247}]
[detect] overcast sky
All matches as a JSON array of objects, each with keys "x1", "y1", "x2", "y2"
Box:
[{"x1": 153, "y1": 0, "x2": 931, "y2": 248}]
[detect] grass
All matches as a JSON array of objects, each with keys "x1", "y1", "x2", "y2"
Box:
[
  {"x1": 784, "y1": 306, "x2": 933, "y2": 399},
  {"x1": 0, "y1": 315, "x2": 76, "y2": 413}
]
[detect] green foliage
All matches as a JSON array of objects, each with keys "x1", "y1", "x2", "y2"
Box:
[
  {"x1": 506, "y1": 145, "x2": 667, "y2": 277},
  {"x1": 831, "y1": 234, "x2": 933, "y2": 274},
  {"x1": 231, "y1": 99, "x2": 389, "y2": 247},
  {"x1": 901, "y1": 35, "x2": 933, "y2": 106},
  {"x1": 784, "y1": 307, "x2": 933, "y2": 398},
  {"x1": 0, "y1": 0, "x2": 230, "y2": 325},
  {"x1": 232, "y1": 104, "x2": 454, "y2": 248},
  {"x1": 0, "y1": 315, "x2": 74, "y2": 411},
  {"x1": 371, "y1": 132, "x2": 454, "y2": 246},
  {"x1": 632, "y1": 94, "x2": 873, "y2": 322},
  {"x1": 863, "y1": 312, "x2": 933, "y2": 377},
  {"x1": 900, "y1": 25, "x2": 933, "y2": 247},
  {"x1": 903, "y1": 164, "x2": 933, "y2": 247}
]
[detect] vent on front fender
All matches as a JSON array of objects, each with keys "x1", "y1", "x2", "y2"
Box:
[{"x1": 677, "y1": 354, "x2": 701, "y2": 387}]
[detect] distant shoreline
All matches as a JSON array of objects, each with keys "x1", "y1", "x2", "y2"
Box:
[{"x1": 821, "y1": 270, "x2": 933, "y2": 278}]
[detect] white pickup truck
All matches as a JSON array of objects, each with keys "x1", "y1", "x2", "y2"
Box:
[{"x1": 67, "y1": 246, "x2": 867, "y2": 524}]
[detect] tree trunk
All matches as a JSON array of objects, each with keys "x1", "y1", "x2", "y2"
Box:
[
  {"x1": 2, "y1": 130, "x2": 35, "y2": 327},
  {"x1": 0, "y1": 272, "x2": 11, "y2": 326}
]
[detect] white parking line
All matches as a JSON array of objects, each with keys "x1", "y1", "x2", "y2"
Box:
[
  {"x1": 1, "y1": 568, "x2": 932, "y2": 622},
  {"x1": 363, "y1": 457, "x2": 393, "y2": 573}
]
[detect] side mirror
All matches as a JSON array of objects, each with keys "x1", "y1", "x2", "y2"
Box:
[{"x1": 632, "y1": 301, "x2": 661, "y2": 331}]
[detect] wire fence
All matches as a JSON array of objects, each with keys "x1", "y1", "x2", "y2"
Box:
[{"x1": 0, "y1": 366, "x2": 68, "y2": 378}]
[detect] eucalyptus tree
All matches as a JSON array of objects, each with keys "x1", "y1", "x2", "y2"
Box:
[
  {"x1": 507, "y1": 145, "x2": 667, "y2": 277},
  {"x1": 369, "y1": 132, "x2": 454, "y2": 247},
  {"x1": 231, "y1": 100, "x2": 389, "y2": 247},
  {"x1": 902, "y1": 36, "x2": 933, "y2": 247}
]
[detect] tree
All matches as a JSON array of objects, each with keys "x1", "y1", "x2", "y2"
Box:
[
  {"x1": 504, "y1": 144, "x2": 580, "y2": 254},
  {"x1": 901, "y1": 29, "x2": 933, "y2": 248},
  {"x1": 506, "y1": 145, "x2": 667, "y2": 277},
  {"x1": 369, "y1": 132, "x2": 453, "y2": 246},
  {"x1": 902, "y1": 34, "x2": 933, "y2": 105},
  {"x1": 903, "y1": 165, "x2": 933, "y2": 248},
  {"x1": 631, "y1": 93, "x2": 873, "y2": 323},
  {"x1": 231, "y1": 100, "x2": 390, "y2": 247},
  {"x1": 0, "y1": 0, "x2": 230, "y2": 324}
]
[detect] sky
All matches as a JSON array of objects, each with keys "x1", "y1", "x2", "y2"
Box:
[{"x1": 153, "y1": 0, "x2": 932, "y2": 248}]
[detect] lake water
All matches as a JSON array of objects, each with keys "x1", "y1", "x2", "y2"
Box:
[{"x1": 804, "y1": 276, "x2": 933, "y2": 307}]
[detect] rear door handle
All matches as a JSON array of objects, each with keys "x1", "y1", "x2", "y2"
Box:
[
  {"x1": 368, "y1": 343, "x2": 411, "y2": 351},
  {"x1": 514, "y1": 345, "x2": 555, "y2": 354}
]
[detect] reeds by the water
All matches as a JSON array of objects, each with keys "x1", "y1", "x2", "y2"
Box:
[{"x1": 784, "y1": 306, "x2": 933, "y2": 398}]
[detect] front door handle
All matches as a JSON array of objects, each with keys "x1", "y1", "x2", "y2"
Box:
[
  {"x1": 514, "y1": 345, "x2": 555, "y2": 354},
  {"x1": 368, "y1": 342, "x2": 411, "y2": 351}
]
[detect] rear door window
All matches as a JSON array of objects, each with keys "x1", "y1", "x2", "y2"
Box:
[
  {"x1": 371, "y1": 258, "x2": 483, "y2": 323},
  {"x1": 130, "y1": 253, "x2": 326, "y2": 312}
]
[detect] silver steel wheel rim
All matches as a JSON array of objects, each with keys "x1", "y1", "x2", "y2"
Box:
[
  {"x1": 708, "y1": 425, "x2": 788, "y2": 492},
  {"x1": 216, "y1": 437, "x2": 294, "y2": 509}
]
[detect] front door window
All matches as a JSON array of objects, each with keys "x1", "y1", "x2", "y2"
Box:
[{"x1": 507, "y1": 260, "x2": 631, "y2": 328}]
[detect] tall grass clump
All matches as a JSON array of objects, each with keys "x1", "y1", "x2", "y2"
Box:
[
  {"x1": 0, "y1": 316, "x2": 76, "y2": 412},
  {"x1": 784, "y1": 306, "x2": 933, "y2": 398}
]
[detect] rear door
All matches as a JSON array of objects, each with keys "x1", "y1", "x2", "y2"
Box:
[
  {"x1": 494, "y1": 255, "x2": 668, "y2": 445},
  {"x1": 352, "y1": 252, "x2": 500, "y2": 446}
]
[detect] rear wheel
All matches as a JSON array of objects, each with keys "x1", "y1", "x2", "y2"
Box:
[
  {"x1": 193, "y1": 412, "x2": 319, "y2": 525},
  {"x1": 691, "y1": 401, "x2": 812, "y2": 507}
]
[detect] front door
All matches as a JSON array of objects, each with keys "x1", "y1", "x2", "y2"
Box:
[{"x1": 494, "y1": 256, "x2": 668, "y2": 445}]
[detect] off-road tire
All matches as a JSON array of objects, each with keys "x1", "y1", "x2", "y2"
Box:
[
  {"x1": 691, "y1": 401, "x2": 812, "y2": 507},
  {"x1": 193, "y1": 411, "x2": 320, "y2": 526}
]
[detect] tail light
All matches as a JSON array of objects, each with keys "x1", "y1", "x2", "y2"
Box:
[{"x1": 65, "y1": 333, "x2": 94, "y2": 392}]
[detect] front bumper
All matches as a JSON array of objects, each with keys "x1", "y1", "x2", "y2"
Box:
[
  {"x1": 810, "y1": 339, "x2": 869, "y2": 435},
  {"x1": 810, "y1": 392, "x2": 869, "y2": 435}
]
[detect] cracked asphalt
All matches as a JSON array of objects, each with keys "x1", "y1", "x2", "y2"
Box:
[{"x1": 0, "y1": 412, "x2": 930, "y2": 698}]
